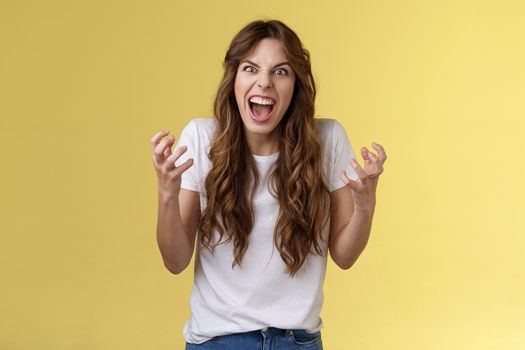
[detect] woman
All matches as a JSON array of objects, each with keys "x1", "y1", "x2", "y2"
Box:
[{"x1": 150, "y1": 19, "x2": 386, "y2": 350}]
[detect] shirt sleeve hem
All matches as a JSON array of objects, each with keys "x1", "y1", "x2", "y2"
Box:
[
  {"x1": 330, "y1": 180, "x2": 347, "y2": 193},
  {"x1": 181, "y1": 181, "x2": 200, "y2": 193}
]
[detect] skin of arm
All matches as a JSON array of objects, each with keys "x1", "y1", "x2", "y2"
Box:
[
  {"x1": 156, "y1": 189, "x2": 200, "y2": 274},
  {"x1": 329, "y1": 141, "x2": 385, "y2": 270},
  {"x1": 329, "y1": 186, "x2": 374, "y2": 270}
]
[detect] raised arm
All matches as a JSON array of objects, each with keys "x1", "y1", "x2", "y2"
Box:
[{"x1": 151, "y1": 130, "x2": 200, "y2": 274}]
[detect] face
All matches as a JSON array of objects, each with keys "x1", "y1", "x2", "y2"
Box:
[{"x1": 234, "y1": 38, "x2": 296, "y2": 142}]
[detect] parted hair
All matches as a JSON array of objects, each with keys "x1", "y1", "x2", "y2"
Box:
[{"x1": 198, "y1": 19, "x2": 331, "y2": 278}]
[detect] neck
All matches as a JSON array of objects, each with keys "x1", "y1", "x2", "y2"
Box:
[{"x1": 245, "y1": 129, "x2": 280, "y2": 156}]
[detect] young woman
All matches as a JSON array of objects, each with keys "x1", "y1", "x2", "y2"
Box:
[{"x1": 151, "y1": 19, "x2": 386, "y2": 350}]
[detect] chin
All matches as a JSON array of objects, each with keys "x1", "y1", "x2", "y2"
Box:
[{"x1": 244, "y1": 110, "x2": 281, "y2": 132}]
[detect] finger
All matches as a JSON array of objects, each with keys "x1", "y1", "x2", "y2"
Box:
[
  {"x1": 152, "y1": 136, "x2": 175, "y2": 167},
  {"x1": 350, "y1": 159, "x2": 368, "y2": 180},
  {"x1": 163, "y1": 145, "x2": 188, "y2": 172},
  {"x1": 172, "y1": 158, "x2": 194, "y2": 177},
  {"x1": 371, "y1": 142, "x2": 387, "y2": 163},
  {"x1": 361, "y1": 147, "x2": 371, "y2": 160},
  {"x1": 163, "y1": 138, "x2": 174, "y2": 158},
  {"x1": 367, "y1": 151, "x2": 378, "y2": 162},
  {"x1": 168, "y1": 145, "x2": 188, "y2": 160},
  {"x1": 361, "y1": 147, "x2": 379, "y2": 164},
  {"x1": 153, "y1": 135, "x2": 175, "y2": 157},
  {"x1": 340, "y1": 170, "x2": 359, "y2": 188},
  {"x1": 150, "y1": 130, "x2": 169, "y2": 151},
  {"x1": 366, "y1": 149, "x2": 384, "y2": 177}
]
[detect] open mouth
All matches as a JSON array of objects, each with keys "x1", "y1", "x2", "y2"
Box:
[{"x1": 248, "y1": 100, "x2": 274, "y2": 122}]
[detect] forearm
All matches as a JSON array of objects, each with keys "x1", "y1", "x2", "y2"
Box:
[
  {"x1": 334, "y1": 209, "x2": 375, "y2": 270},
  {"x1": 156, "y1": 192, "x2": 193, "y2": 274}
]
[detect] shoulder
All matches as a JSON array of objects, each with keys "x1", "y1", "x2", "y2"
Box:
[
  {"x1": 314, "y1": 117, "x2": 347, "y2": 141},
  {"x1": 180, "y1": 118, "x2": 216, "y2": 140},
  {"x1": 180, "y1": 118, "x2": 216, "y2": 159},
  {"x1": 184, "y1": 118, "x2": 216, "y2": 131},
  {"x1": 315, "y1": 117, "x2": 354, "y2": 165}
]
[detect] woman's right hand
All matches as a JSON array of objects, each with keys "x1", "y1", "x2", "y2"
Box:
[{"x1": 150, "y1": 130, "x2": 194, "y2": 198}]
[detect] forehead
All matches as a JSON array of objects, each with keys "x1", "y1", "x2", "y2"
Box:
[{"x1": 243, "y1": 38, "x2": 288, "y2": 62}]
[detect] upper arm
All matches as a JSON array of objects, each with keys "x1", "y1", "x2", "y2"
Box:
[
  {"x1": 326, "y1": 119, "x2": 359, "y2": 267},
  {"x1": 329, "y1": 185, "x2": 354, "y2": 267},
  {"x1": 178, "y1": 188, "x2": 201, "y2": 270},
  {"x1": 174, "y1": 119, "x2": 202, "y2": 265}
]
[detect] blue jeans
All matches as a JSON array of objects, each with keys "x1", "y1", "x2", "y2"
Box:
[{"x1": 185, "y1": 327, "x2": 323, "y2": 349}]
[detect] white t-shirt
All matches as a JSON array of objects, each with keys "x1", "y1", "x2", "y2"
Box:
[{"x1": 174, "y1": 117, "x2": 359, "y2": 344}]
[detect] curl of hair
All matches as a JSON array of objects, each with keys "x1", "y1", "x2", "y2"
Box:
[{"x1": 198, "y1": 19, "x2": 331, "y2": 278}]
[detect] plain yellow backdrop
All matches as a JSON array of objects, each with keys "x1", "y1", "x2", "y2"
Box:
[{"x1": 1, "y1": 0, "x2": 524, "y2": 349}]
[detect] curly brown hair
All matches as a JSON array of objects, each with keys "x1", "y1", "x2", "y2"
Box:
[{"x1": 198, "y1": 19, "x2": 331, "y2": 278}]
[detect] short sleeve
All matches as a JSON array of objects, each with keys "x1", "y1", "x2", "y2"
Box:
[
  {"x1": 173, "y1": 120, "x2": 200, "y2": 192},
  {"x1": 330, "y1": 119, "x2": 359, "y2": 192}
]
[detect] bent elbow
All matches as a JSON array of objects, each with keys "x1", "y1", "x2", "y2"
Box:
[
  {"x1": 339, "y1": 262, "x2": 353, "y2": 270},
  {"x1": 164, "y1": 262, "x2": 185, "y2": 275},
  {"x1": 335, "y1": 256, "x2": 358, "y2": 270}
]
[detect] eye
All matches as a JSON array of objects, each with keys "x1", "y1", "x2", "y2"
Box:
[
  {"x1": 275, "y1": 68, "x2": 288, "y2": 76},
  {"x1": 243, "y1": 65, "x2": 256, "y2": 73}
]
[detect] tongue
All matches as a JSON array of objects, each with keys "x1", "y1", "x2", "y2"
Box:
[{"x1": 252, "y1": 103, "x2": 272, "y2": 117}]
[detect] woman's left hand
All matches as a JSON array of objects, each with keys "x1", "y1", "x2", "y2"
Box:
[{"x1": 340, "y1": 142, "x2": 387, "y2": 214}]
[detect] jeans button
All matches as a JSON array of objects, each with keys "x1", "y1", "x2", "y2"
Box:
[{"x1": 286, "y1": 330, "x2": 293, "y2": 336}]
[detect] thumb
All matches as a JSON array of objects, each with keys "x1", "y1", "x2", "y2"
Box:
[{"x1": 340, "y1": 170, "x2": 359, "y2": 189}]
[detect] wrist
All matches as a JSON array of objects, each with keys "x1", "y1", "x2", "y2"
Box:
[{"x1": 158, "y1": 190, "x2": 180, "y2": 203}]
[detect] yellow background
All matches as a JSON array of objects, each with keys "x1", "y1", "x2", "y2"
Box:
[{"x1": 1, "y1": 0, "x2": 524, "y2": 349}]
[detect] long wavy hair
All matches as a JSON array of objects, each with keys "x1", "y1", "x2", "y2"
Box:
[{"x1": 197, "y1": 19, "x2": 331, "y2": 278}]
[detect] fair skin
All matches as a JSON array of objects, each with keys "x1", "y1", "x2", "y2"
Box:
[
  {"x1": 329, "y1": 142, "x2": 387, "y2": 269},
  {"x1": 234, "y1": 38, "x2": 296, "y2": 156},
  {"x1": 150, "y1": 131, "x2": 200, "y2": 274},
  {"x1": 150, "y1": 37, "x2": 387, "y2": 273}
]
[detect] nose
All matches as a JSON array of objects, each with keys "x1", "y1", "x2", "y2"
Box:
[{"x1": 257, "y1": 72, "x2": 273, "y2": 89}]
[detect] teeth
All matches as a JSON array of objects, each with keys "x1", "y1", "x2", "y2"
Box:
[{"x1": 249, "y1": 97, "x2": 275, "y2": 106}]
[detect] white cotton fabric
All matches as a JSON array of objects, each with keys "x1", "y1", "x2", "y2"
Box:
[{"x1": 174, "y1": 117, "x2": 359, "y2": 344}]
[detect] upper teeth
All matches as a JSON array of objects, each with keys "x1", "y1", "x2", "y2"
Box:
[{"x1": 249, "y1": 97, "x2": 275, "y2": 105}]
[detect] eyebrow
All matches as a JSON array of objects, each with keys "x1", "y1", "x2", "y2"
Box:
[{"x1": 240, "y1": 59, "x2": 291, "y2": 68}]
